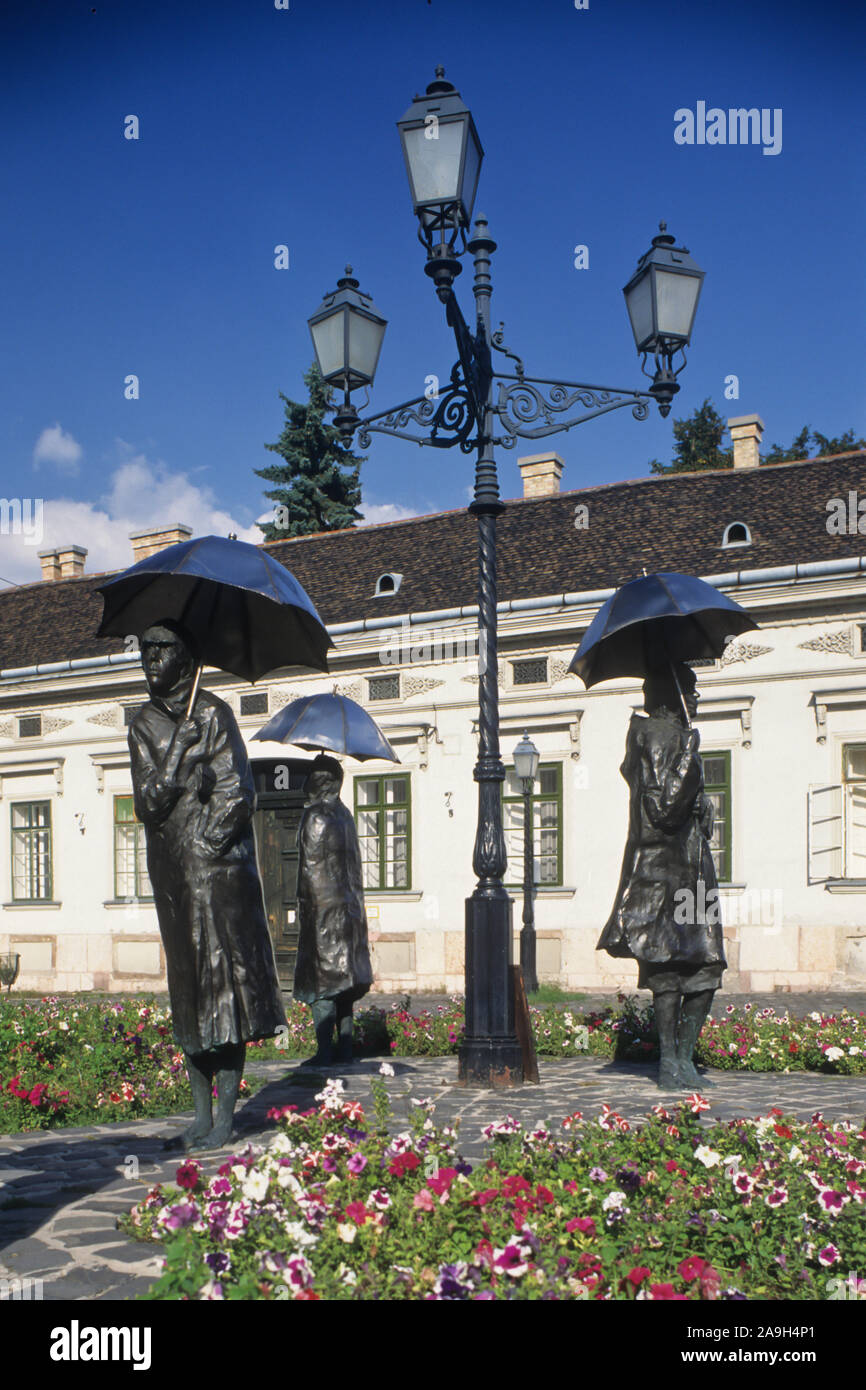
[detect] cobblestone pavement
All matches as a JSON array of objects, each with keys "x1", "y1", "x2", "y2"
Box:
[{"x1": 1, "y1": 1050, "x2": 865, "y2": 1302}]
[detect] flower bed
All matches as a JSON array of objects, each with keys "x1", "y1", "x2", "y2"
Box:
[
  {"x1": 0, "y1": 996, "x2": 247, "y2": 1133},
  {"x1": 122, "y1": 1077, "x2": 866, "y2": 1301}
]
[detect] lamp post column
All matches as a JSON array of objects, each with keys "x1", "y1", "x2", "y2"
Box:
[
  {"x1": 458, "y1": 216, "x2": 524, "y2": 1087},
  {"x1": 520, "y1": 777, "x2": 538, "y2": 994}
]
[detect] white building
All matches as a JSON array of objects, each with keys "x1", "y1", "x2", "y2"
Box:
[{"x1": 2, "y1": 417, "x2": 866, "y2": 997}]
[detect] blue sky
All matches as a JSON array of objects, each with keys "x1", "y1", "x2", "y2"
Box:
[{"x1": 1, "y1": 0, "x2": 863, "y2": 586}]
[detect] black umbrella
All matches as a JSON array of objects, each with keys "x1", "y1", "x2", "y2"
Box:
[
  {"x1": 96, "y1": 535, "x2": 333, "y2": 715},
  {"x1": 569, "y1": 570, "x2": 758, "y2": 723},
  {"x1": 252, "y1": 692, "x2": 400, "y2": 763}
]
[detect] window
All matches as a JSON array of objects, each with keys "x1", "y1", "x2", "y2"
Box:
[
  {"x1": 722, "y1": 522, "x2": 751, "y2": 547},
  {"x1": 859, "y1": 625, "x2": 866, "y2": 655},
  {"x1": 240, "y1": 692, "x2": 269, "y2": 717},
  {"x1": 503, "y1": 762, "x2": 562, "y2": 886},
  {"x1": 18, "y1": 715, "x2": 42, "y2": 738},
  {"x1": 842, "y1": 744, "x2": 866, "y2": 878},
  {"x1": 702, "y1": 750, "x2": 732, "y2": 882},
  {"x1": 373, "y1": 572, "x2": 403, "y2": 597},
  {"x1": 11, "y1": 801, "x2": 52, "y2": 900},
  {"x1": 512, "y1": 658, "x2": 548, "y2": 686},
  {"x1": 354, "y1": 775, "x2": 410, "y2": 889},
  {"x1": 113, "y1": 795, "x2": 153, "y2": 900},
  {"x1": 368, "y1": 674, "x2": 400, "y2": 701}
]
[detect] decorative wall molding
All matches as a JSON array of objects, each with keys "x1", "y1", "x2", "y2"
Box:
[
  {"x1": 549, "y1": 657, "x2": 575, "y2": 685},
  {"x1": 0, "y1": 719, "x2": 13, "y2": 738},
  {"x1": 42, "y1": 715, "x2": 73, "y2": 734},
  {"x1": 87, "y1": 707, "x2": 121, "y2": 728},
  {"x1": 811, "y1": 687, "x2": 866, "y2": 743},
  {"x1": 798, "y1": 629, "x2": 854, "y2": 656},
  {"x1": 0, "y1": 758, "x2": 65, "y2": 798},
  {"x1": 402, "y1": 676, "x2": 445, "y2": 699},
  {"x1": 720, "y1": 641, "x2": 773, "y2": 666},
  {"x1": 462, "y1": 668, "x2": 507, "y2": 690},
  {"x1": 335, "y1": 681, "x2": 362, "y2": 701}
]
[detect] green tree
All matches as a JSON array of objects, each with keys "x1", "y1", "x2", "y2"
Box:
[
  {"x1": 648, "y1": 399, "x2": 733, "y2": 475},
  {"x1": 763, "y1": 426, "x2": 866, "y2": 464},
  {"x1": 256, "y1": 364, "x2": 366, "y2": 539}
]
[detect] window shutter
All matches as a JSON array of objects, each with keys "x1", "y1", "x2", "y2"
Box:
[{"x1": 807, "y1": 783, "x2": 843, "y2": 883}]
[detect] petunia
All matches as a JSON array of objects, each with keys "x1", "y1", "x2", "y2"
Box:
[{"x1": 346, "y1": 1152, "x2": 368, "y2": 1175}]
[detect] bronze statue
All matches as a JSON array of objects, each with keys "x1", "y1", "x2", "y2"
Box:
[
  {"x1": 129, "y1": 621, "x2": 287, "y2": 1149},
  {"x1": 294, "y1": 754, "x2": 373, "y2": 1064},
  {"x1": 598, "y1": 662, "x2": 725, "y2": 1089}
]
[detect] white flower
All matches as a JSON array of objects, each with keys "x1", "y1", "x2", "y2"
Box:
[
  {"x1": 695, "y1": 1145, "x2": 722, "y2": 1168},
  {"x1": 379, "y1": 1062, "x2": 395, "y2": 1077},
  {"x1": 809, "y1": 1011, "x2": 822, "y2": 1023},
  {"x1": 58, "y1": 1021, "x2": 69, "y2": 1031},
  {"x1": 281, "y1": 1221, "x2": 318, "y2": 1248},
  {"x1": 602, "y1": 1189, "x2": 628, "y2": 1211},
  {"x1": 789, "y1": 1145, "x2": 805, "y2": 1163},
  {"x1": 849, "y1": 1046, "x2": 861, "y2": 1056},
  {"x1": 825, "y1": 1046, "x2": 845, "y2": 1062},
  {"x1": 336, "y1": 1223, "x2": 356, "y2": 1244},
  {"x1": 276, "y1": 1168, "x2": 304, "y2": 1196},
  {"x1": 241, "y1": 1169, "x2": 270, "y2": 1202},
  {"x1": 336, "y1": 1262, "x2": 357, "y2": 1285}
]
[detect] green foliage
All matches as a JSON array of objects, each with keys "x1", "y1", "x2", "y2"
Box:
[
  {"x1": 763, "y1": 426, "x2": 866, "y2": 463},
  {"x1": 648, "y1": 398, "x2": 733, "y2": 475},
  {"x1": 255, "y1": 363, "x2": 366, "y2": 538},
  {"x1": 650, "y1": 400, "x2": 866, "y2": 474}
]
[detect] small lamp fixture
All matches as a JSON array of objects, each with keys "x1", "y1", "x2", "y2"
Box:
[
  {"x1": 397, "y1": 67, "x2": 483, "y2": 240},
  {"x1": 623, "y1": 223, "x2": 704, "y2": 415},
  {"x1": 309, "y1": 267, "x2": 387, "y2": 436},
  {"x1": 513, "y1": 730, "x2": 540, "y2": 785}
]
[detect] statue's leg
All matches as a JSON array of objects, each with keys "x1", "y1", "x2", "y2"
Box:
[
  {"x1": 676, "y1": 988, "x2": 715, "y2": 1088},
  {"x1": 182, "y1": 1049, "x2": 214, "y2": 1149},
  {"x1": 336, "y1": 993, "x2": 354, "y2": 1063},
  {"x1": 654, "y1": 991, "x2": 683, "y2": 1089},
  {"x1": 199, "y1": 1043, "x2": 245, "y2": 1150},
  {"x1": 300, "y1": 998, "x2": 337, "y2": 1066}
]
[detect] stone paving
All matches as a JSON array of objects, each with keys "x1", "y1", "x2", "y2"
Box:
[{"x1": 1, "y1": 1042, "x2": 865, "y2": 1302}]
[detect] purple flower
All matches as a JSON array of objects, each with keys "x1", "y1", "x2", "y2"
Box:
[
  {"x1": 347, "y1": 1153, "x2": 368, "y2": 1175},
  {"x1": 205, "y1": 1251, "x2": 231, "y2": 1274},
  {"x1": 589, "y1": 1167, "x2": 608, "y2": 1182},
  {"x1": 345, "y1": 1128, "x2": 367, "y2": 1143},
  {"x1": 161, "y1": 1202, "x2": 199, "y2": 1231}
]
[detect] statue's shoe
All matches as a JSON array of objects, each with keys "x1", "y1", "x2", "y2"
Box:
[
  {"x1": 677, "y1": 1058, "x2": 715, "y2": 1088},
  {"x1": 657, "y1": 1061, "x2": 684, "y2": 1090},
  {"x1": 299, "y1": 1052, "x2": 333, "y2": 1068}
]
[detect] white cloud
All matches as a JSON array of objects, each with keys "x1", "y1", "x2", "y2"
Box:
[
  {"x1": 0, "y1": 444, "x2": 264, "y2": 589},
  {"x1": 33, "y1": 423, "x2": 83, "y2": 475},
  {"x1": 357, "y1": 502, "x2": 421, "y2": 527}
]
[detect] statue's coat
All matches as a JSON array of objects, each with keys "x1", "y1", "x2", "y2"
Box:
[
  {"x1": 294, "y1": 793, "x2": 373, "y2": 1005},
  {"x1": 598, "y1": 711, "x2": 727, "y2": 970},
  {"x1": 129, "y1": 689, "x2": 286, "y2": 1053}
]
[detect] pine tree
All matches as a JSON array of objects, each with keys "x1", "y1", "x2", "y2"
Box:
[
  {"x1": 648, "y1": 399, "x2": 733, "y2": 475},
  {"x1": 256, "y1": 364, "x2": 366, "y2": 539}
]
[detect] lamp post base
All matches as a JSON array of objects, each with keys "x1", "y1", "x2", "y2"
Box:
[{"x1": 457, "y1": 890, "x2": 524, "y2": 1087}]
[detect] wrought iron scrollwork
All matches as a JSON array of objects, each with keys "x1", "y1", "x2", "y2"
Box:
[
  {"x1": 493, "y1": 374, "x2": 652, "y2": 446},
  {"x1": 357, "y1": 361, "x2": 478, "y2": 452}
]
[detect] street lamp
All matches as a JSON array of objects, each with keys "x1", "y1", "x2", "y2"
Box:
[
  {"x1": 308, "y1": 266, "x2": 388, "y2": 438},
  {"x1": 308, "y1": 66, "x2": 703, "y2": 1087},
  {"x1": 512, "y1": 731, "x2": 540, "y2": 995},
  {"x1": 623, "y1": 222, "x2": 705, "y2": 416}
]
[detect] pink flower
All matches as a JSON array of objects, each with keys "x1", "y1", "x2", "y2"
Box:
[
  {"x1": 346, "y1": 1153, "x2": 367, "y2": 1175},
  {"x1": 566, "y1": 1217, "x2": 596, "y2": 1236},
  {"x1": 627, "y1": 1266, "x2": 651, "y2": 1287},
  {"x1": 176, "y1": 1160, "x2": 202, "y2": 1191},
  {"x1": 650, "y1": 1283, "x2": 688, "y2": 1301},
  {"x1": 344, "y1": 1200, "x2": 368, "y2": 1226},
  {"x1": 678, "y1": 1256, "x2": 708, "y2": 1283},
  {"x1": 765, "y1": 1186, "x2": 788, "y2": 1207},
  {"x1": 427, "y1": 1167, "x2": 458, "y2": 1197},
  {"x1": 413, "y1": 1189, "x2": 435, "y2": 1212},
  {"x1": 687, "y1": 1093, "x2": 711, "y2": 1114},
  {"x1": 818, "y1": 1244, "x2": 840, "y2": 1267},
  {"x1": 817, "y1": 1188, "x2": 850, "y2": 1216}
]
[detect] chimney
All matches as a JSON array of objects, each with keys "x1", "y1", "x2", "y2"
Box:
[
  {"x1": 518, "y1": 451, "x2": 564, "y2": 498},
  {"x1": 129, "y1": 523, "x2": 193, "y2": 564},
  {"x1": 38, "y1": 548, "x2": 61, "y2": 582},
  {"x1": 728, "y1": 414, "x2": 764, "y2": 470},
  {"x1": 55, "y1": 544, "x2": 87, "y2": 580}
]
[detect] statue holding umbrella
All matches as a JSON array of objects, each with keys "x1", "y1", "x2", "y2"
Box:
[
  {"x1": 254, "y1": 691, "x2": 398, "y2": 1065},
  {"x1": 97, "y1": 535, "x2": 333, "y2": 1147},
  {"x1": 570, "y1": 571, "x2": 758, "y2": 1090}
]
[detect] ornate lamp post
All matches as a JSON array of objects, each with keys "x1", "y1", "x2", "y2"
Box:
[
  {"x1": 512, "y1": 731, "x2": 540, "y2": 995},
  {"x1": 307, "y1": 67, "x2": 703, "y2": 1087}
]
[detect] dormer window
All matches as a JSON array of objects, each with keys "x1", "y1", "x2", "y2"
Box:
[
  {"x1": 373, "y1": 572, "x2": 403, "y2": 597},
  {"x1": 722, "y1": 522, "x2": 751, "y2": 548}
]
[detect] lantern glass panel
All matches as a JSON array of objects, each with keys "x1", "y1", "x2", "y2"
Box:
[
  {"x1": 654, "y1": 267, "x2": 700, "y2": 342},
  {"x1": 403, "y1": 117, "x2": 466, "y2": 207},
  {"x1": 310, "y1": 310, "x2": 347, "y2": 382},
  {"x1": 347, "y1": 311, "x2": 385, "y2": 383},
  {"x1": 625, "y1": 271, "x2": 655, "y2": 351}
]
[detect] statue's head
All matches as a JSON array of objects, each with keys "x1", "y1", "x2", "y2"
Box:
[
  {"x1": 140, "y1": 621, "x2": 199, "y2": 698},
  {"x1": 643, "y1": 660, "x2": 698, "y2": 722},
  {"x1": 305, "y1": 753, "x2": 344, "y2": 801}
]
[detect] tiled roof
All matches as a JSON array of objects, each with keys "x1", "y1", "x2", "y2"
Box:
[{"x1": 1, "y1": 452, "x2": 865, "y2": 672}]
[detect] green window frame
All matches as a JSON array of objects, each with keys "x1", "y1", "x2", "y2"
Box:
[
  {"x1": 702, "y1": 749, "x2": 732, "y2": 883},
  {"x1": 502, "y1": 762, "x2": 563, "y2": 887},
  {"x1": 11, "y1": 801, "x2": 53, "y2": 901},
  {"x1": 354, "y1": 774, "x2": 411, "y2": 890},
  {"x1": 113, "y1": 795, "x2": 153, "y2": 901},
  {"x1": 842, "y1": 743, "x2": 866, "y2": 879}
]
